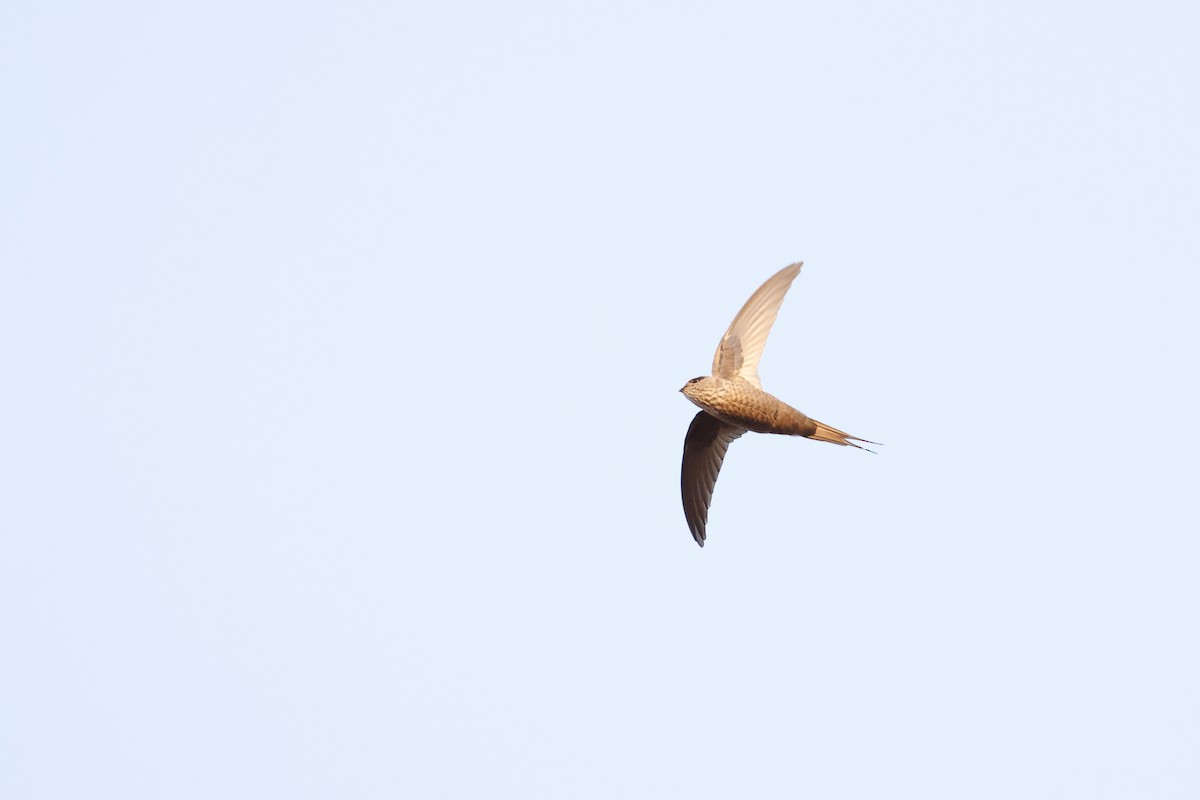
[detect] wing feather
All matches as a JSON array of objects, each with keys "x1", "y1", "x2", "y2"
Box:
[
  {"x1": 711, "y1": 262, "x2": 802, "y2": 388},
  {"x1": 681, "y1": 411, "x2": 745, "y2": 547}
]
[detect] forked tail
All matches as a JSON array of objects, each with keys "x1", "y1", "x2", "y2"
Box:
[{"x1": 808, "y1": 418, "x2": 879, "y2": 453}]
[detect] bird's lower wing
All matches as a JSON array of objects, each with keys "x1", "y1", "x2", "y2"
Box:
[{"x1": 681, "y1": 411, "x2": 746, "y2": 547}]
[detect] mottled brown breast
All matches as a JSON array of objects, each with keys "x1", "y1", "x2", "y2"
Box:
[{"x1": 704, "y1": 380, "x2": 816, "y2": 436}]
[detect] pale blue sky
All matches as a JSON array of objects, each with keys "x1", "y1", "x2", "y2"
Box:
[{"x1": 3, "y1": 1, "x2": 1198, "y2": 797}]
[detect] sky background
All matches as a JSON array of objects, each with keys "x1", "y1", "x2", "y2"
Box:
[{"x1": 3, "y1": 1, "x2": 1199, "y2": 797}]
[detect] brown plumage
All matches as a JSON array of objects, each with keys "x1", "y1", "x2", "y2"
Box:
[{"x1": 680, "y1": 263, "x2": 875, "y2": 547}]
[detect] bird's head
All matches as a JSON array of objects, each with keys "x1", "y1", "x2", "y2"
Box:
[{"x1": 680, "y1": 376, "x2": 708, "y2": 400}]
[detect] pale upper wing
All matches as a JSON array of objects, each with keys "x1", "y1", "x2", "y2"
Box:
[
  {"x1": 711, "y1": 262, "x2": 803, "y2": 389},
  {"x1": 681, "y1": 411, "x2": 746, "y2": 547}
]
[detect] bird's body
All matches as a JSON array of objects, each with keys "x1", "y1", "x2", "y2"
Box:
[
  {"x1": 682, "y1": 376, "x2": 815, "y2": 436},
  {"x1": 679, "y1": 263, "x2": 874, "y2": 547}
]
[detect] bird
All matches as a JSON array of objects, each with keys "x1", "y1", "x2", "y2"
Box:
[{"x1": 680, "y1": 262, "x2": 874, "y2": 547}]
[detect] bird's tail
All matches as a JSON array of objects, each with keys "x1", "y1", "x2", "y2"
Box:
[{"x1": 807, "y1": 418, "x2": 879, "y2": 453}]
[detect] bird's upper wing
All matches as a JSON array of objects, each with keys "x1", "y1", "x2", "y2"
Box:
[
  {"x1": 681, "y1": 411, "x2": 746, "y2": 547},
  {"x1": 711, "y1": 262, "x2": 803, "y2": 389}
]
